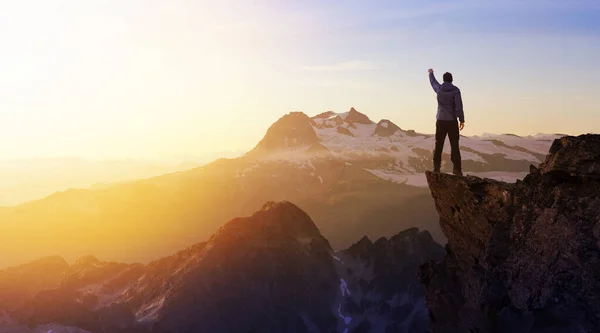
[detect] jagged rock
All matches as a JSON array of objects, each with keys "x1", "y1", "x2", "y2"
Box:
[
  {"x1": 420, "y1": 134, "x2": 600, "y2": 333},
  {"x1": 339, "y1": 228, "x2": 445, "y2": 333},
  {"x1": 345, "y1": 108, "x2": 373, "y2": 125},
  {"x1": 345, "y1": 236, "x2": 375, "y2": 262},
  {"x1": 402, "y1": 129, "x2": 425, "y2": 137},
  {"x1": 538, "y1": 134, "x2": 600, "y2": 177},
  {"x1": 333, "y1": 115, "x2": 345, "y2": 126},
  {"x1": 373, "y1": 119, "x2": 401, "y2": 137},
  {"x1": 336, "y1": 126, "x2": 354, "y2": 137}
]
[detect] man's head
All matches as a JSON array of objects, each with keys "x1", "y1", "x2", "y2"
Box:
[{"x1": 443, "y1": 72, "x2": 453, "y2": 83}]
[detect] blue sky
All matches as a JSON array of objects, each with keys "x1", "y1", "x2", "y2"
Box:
[{"x1": 0, "y1": 0, "x2": 598, "y2": 158}]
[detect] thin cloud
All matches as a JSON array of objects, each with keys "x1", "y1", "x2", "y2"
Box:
[{"x1": 302, "y1": 60, "x2": 379, "y2": 71}]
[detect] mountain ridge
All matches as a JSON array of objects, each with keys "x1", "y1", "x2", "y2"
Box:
[{"x1": 2, "y1": 201, "x2": 444, "y2": 333}]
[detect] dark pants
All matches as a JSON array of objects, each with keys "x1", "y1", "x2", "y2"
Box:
[{"x1": 433, "y1": 120, "x2": 461, "y2": 172}]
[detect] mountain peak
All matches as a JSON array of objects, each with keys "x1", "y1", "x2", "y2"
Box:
[
  {"x1": 136, "y1": 201, "x2": 337, "y2": 332},
  {"x1": 374, "y1": 119, "x2": 401, "y2": 137},
  {"x1": 346, "y1": 107, "x2": 373, "y2": 124},
  {"x1": 248, "y1": 201, "x2": 331, "y2": 249},
  {"x1": 251, "y1": 112, "x2": 319, "y2": 154},
  {"x1": 420, "y1": 134, "x2": 600, "y2": 332}
]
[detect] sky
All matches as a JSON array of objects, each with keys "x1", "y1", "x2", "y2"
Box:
[{"x1": 0, "y1": 0, "x2": 598, "y2": 159}]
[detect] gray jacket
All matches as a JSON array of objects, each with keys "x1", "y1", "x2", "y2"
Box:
[{"x1": 429, "y1": 73, "x2": 464, "y2": 123}]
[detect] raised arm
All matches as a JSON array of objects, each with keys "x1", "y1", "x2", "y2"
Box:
[
  {"x1": 454, "y1": 89, "x2": 465, "y2": 124},
  {"x1": 428, "y1": 69, "x2": 440, "y2": 93}
]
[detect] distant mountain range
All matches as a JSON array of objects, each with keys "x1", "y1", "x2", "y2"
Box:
[
  {"x1": 0, "y1": 202, "x2": 444, "y2": 333},
  {"x1": 0, "y1": 108, "x2": 557, "y2": 267},
  {"x1": 0, "y1": 153, "x2": 244, "y2": 206},
  {"x1": 251, "y1": 108, "x2": 560, "y2": 185}
]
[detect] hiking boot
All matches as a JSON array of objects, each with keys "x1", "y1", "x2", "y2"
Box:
[
  {"x1": 432, "y1": 167, "x2": 441, "y2": 173},
  {"x1": 453, "y1": 169, "x2": 463, "y2": 176}
]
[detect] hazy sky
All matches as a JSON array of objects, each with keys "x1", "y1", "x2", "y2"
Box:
[{"x1": 0, "y1": 0, "x2": 598, "y2": 159}]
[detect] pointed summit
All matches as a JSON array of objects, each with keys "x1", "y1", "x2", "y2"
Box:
[
  {"x1": 131, "y1": 201, "x2": 337, "y2": 332},
  {"x1": 220, "y1": 201, "x2": 331, "y2": 251},
  {"x1": 345, "y1": 107, "x2": 373, "y2": 124},
  {"x1": 374, "y1": 119, "x2": 402, "y2": 137},
  {"x1": 251, "y1": 112, "x2": 319, "y2": 154}
]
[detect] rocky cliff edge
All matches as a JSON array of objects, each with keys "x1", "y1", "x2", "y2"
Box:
[{"x1": 420, "y1": 134, "x2": 600, "y2": 333}]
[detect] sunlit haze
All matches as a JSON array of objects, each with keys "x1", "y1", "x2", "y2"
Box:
[{"x1": 1, "y1": 0, "x2": 598, "y2": 159}]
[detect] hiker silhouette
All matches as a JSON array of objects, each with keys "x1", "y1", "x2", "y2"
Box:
[{"x1": 428, "y1": 68, "x2": 464, "y2": 176}]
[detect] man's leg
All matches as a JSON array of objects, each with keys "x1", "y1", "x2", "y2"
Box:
[
  {"x1": 448, "y1": 120, "x2": 462, "y2": 175},
  {"x1": 432, "y1": 120, "x2": 447, "y2": 172}
]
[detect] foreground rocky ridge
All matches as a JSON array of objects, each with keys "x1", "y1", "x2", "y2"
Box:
[
  {"x1": 1, "y1": 202, "x2": 443, "y2": 333},
  {"x1": 420, "y1": 134, "x2": 600, "y2": 332}
]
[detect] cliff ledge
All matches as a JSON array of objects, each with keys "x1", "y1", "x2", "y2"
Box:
[{"x1": 420, "y1": 134, "x2": 600, "y2": 333}]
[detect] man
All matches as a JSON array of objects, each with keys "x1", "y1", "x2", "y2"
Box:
[{"x1": 428, "y1": 68, "x2": 465, "y2": 176}]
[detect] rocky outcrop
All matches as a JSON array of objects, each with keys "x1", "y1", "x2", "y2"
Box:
[
  {"x1": 336, "y1": 126, "x2": 354, "y2": 137},
  {"x1": 419, "y1": 134, "x2": 600, "y2": 333},
  {"x1": 374, "y1": 119, "x2": 401, "y2": 137},
  {"x1": 345, "y1": 107, "x2": 373, "y2": 125},
  {"x1": 337, "y1": 228, "x2": 445, "y2": 333}
]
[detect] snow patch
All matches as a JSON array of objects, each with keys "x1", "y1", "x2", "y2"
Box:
[
  {"x1": 236, "y1": 164, "x2": 261, "y2": 178},
  {"x1": 136, "y1": 296, "x2": 166, "y2": 323},
  {"x1": 312, "y1": 120, "x2": 556, "y2": 166},
  {"x1": 366, "y1": 169, "x2": 530, "y2": 187},
  {"x1": 340, "y1": 279, "x2": 351, "y2": 297},
  {"x1": 337, "y1": 303, "x2": 352, "y2": 325}
]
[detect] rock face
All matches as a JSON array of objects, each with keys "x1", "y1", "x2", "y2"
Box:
[
  {"x1": 420, "y1": 134, "x2": 600, "y2": 333},
  {"x1": 373, "y1": 119, "x2": 401, "y2": 137},
  {"x1": 345, "y1": 107, "x2": 373, "y2": 124},
  {"x1": 337, "y1": 228, "x2": 445, "y2": 333},
  {"x1": 336, "y1": 126, "x2": 354, "y2": 137}
]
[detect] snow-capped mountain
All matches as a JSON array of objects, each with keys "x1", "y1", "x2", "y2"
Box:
[
  {"x1": 4, "y1": 202, "x2": 443, "y2": 333},
  {"x1": 249, "y1": 107, "x2": 559, "y2": 187}
]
